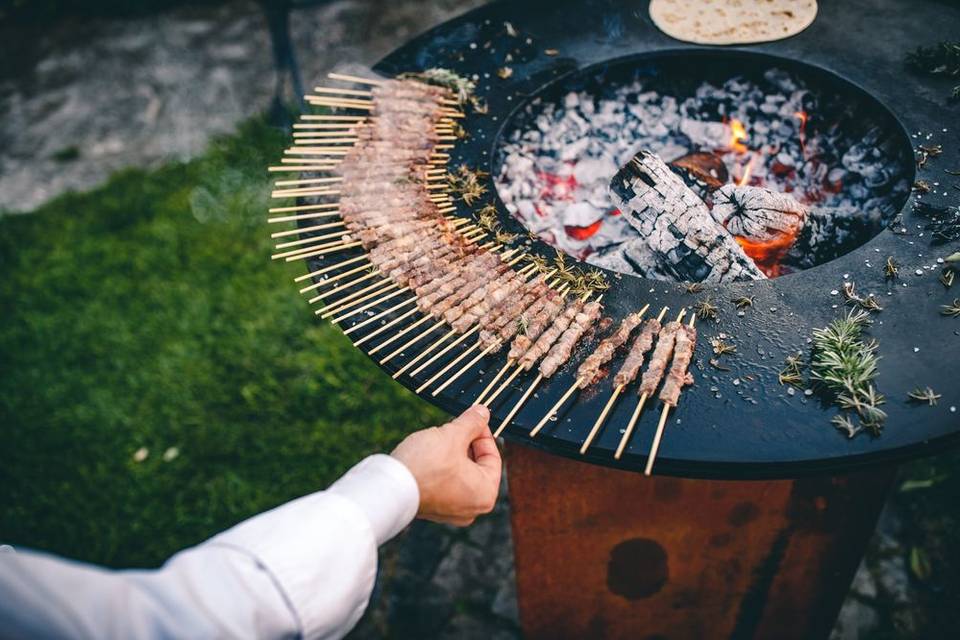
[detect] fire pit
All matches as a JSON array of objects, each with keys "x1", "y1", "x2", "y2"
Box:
[
  {"x1": 494, "y1": 51, "x2": 914, "y2": 279},
  {"x1": 358, "y1": 0, "x2": 959, "y2": 479},
  {"x1": 281, "y1": 1, "x2": 959, "y2": 637}
]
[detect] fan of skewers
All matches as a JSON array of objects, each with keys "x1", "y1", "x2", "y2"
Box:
[{"x1": 266, "y1": 71, "x2": 702, "y2": 475}]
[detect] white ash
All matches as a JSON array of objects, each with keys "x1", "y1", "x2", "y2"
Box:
[{"x1": 495, "y1": 68, "x2": 909, "y2": 279}]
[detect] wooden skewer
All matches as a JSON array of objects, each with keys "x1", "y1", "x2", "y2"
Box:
[
  {"x1": 475, "y1": 359, "x2": 513, "y2": 405},
  {"x1": 431, "y1": 341, "x2": 499, "y2": 397},
  {"x1": 483, "y1": 363, "x2": 523, "y2": 408},
  {"x1": 372, "y1": 317, "x2": 438, "y2": 358},
  {"x1": 319, "y1": 282, "x2": 400, "y2": 319},
  {"x1": 268, "y1": 210, "x2": 340, "y2": 223},
  {"x1": 279, "y1": 157, "x2": 341, "y2": 164},
  {"x1": 272, "y1": 238, "x2": 346, "y2": 260},
  {"x1": 314, "y1": 84, "x2": 460, "y2": 106},
  {"x1": 303, "y1": 112, "x2": 370, "y2": 119},
  {"x1": 330, "y1": 288, "x2": 410, "y2": 324},
  {"x1": 269, "y1": 201, "x2": 338, "y2": 214},
  {"x1": 343, "y1": 298, "x2": 417, "y2": 335},
  {"x1": 312, "y1": 85, "x2": 374, "y2": 97},
  {"x1": 644, "y1": 313, "x2": 697, "y2": 476},
  {"x1": 382, "y1": 322, "x2": 446, "y2": 367},
  {"x1": 283, "y1": 240, "x2": 363, "y2": 262},
  {"x1": 269, "y1": 165, "x2": 338, "y2": 172},
  {"x1": 300, "y1": 262, "x2": 371, "y2": 293},
  {"x1": 614, "y1": 308, "x2": 686, "y2": 461},
  {"x1": 579, "y1": 305, "x2": 666, "y2": 455},
  {"x1": 308, "y1": 270, "x2": 381, "y2": 303},
  {"x1": 274, "y1": 176, "x2": 343, "y2": 186},
  {"x1": 294, "y1": 255, "x2": 368, "y2": 282},
  {"x1": 327, "y1": 72, "x2": 386, "y2": 86},
  {"x1": 272, "y1": 220, "x2": 344, "y2": 239},
  {"x1": 349, "y1": 305, "x2": 418, "y2": 342},
  {"x1": 275, "y1": 229, "x2": 348, "y2": 250},
  {"x1": 580, "y1": 385, "x2": 624, "y2": 455},
  {"x1": 529, "y1": 378, "x2": 583, "y2": 437},
  {"x1": 493, "y1": 373, "x2": 543, "y2": 438},
  {"x1": 405, "y1": 326, "x2": 478, "y2": 378},
  {"x1": 416, "y1": 340, "x2": 480, "y2": 393}
]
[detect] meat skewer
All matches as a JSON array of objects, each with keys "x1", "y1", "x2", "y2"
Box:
[
  {"x1": 491, "y1": 293, "x2": 599, "y2": 438},
  {"x1": 579, "y1": 306, "x2": 670, "y2": 455},
  {"x1": 406, "y1": 261, "x2": 537, "y2": 380},
  {"x1": 417, "y1": 268, "x2": 551, "y2": 395},
  {"x1": 613, "y1": 309, "x2": 687, "y2": 460},
  {"x1": 645, "y1": 313, "x2": 698, "y2": 476},
  {"x1": 530, "y1": 304, "x2": 632, "y2": 437}
]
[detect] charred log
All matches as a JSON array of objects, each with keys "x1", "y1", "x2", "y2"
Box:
[
  {"x1": 711, "y1": 184, "x2": 807, "y2": 275},
  {"x1": 609, "y1": 150, "x2": 767, "y2": 283}
]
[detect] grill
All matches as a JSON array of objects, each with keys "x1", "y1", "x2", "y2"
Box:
[{"x1": 290, "y1": 0, "x2": 960, "y2": 478}]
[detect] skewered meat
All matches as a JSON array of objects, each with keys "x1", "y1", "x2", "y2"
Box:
[
  {"x1": 539, "y1": 301, "x2": 603, "y2": 378},
  {"x1": 638, "y1": 321, "x2": 682, "y2": 397},
  {"x1": 478, "y1": 276, "x2": 552, "y2": 347},
  {"x1": 576, "y1": 310, "x2": 646, "y2": 387},
  {"x1": 518, "y1": 299, "x2": 583, "y2": 371},
  {"x1": 613, "y1": 318, "x2": 662, "y2": 388},
  {"x1": 659, "y1": 324, "x2": 697, "y2": 407},
  {"x1": 507, "y1": 291, "x2": 567, "y2": 363}
]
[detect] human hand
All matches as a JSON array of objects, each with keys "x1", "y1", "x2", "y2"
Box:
[{"x1": 391, "y1": 405, "x2": 502, "y2": 526}]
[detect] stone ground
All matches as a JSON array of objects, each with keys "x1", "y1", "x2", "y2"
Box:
[{"x1": 0, "y1": 2, "x2": 925, "y2": 637}]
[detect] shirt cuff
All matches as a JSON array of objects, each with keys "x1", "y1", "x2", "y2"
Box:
[{"x1": 328, "y1": 454, "x2": 420, "y2": 545}]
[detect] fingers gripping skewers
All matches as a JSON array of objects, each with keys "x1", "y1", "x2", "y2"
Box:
[
  {"x1": 645, "y1": 313, "x2": 698, "y2": 476},
  {"x1": 614, "y1": 309, "x2": 688, "y2": 461}
]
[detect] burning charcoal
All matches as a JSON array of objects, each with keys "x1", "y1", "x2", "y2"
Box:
[
  {"x1": 787, "y1": 205, "x2": 883, "y2": 269},
  {"x1": 610, "y1": 150, "x2": 767, "y2": 283}
]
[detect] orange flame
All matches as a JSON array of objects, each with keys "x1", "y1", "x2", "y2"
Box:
[
  {"x1": 795, "y1": 110, "x2": 808, "y2": 159},
  {"x1": 736, "y1": 155, "x2": 756, "y2": 187},
  {"x1": 728, "y1": 118, "x2": 749, "y2": 153}
]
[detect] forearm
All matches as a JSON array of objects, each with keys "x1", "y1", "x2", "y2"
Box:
[{"x1": 0, "y1": 455, "x2": 419, "y2": 640}]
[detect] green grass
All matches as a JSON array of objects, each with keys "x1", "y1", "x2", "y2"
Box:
[{"x1": 0, "y1": 118, "x2": 446, "y2": 568}]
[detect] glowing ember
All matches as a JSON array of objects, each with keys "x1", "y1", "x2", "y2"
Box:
[{"x1": 566, "y1": 218, "x2": 604, "y2": 240}]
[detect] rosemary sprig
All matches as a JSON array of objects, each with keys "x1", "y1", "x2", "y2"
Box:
[
  {"x1": 516, "y1": 314, "x2": 529, "y2": 336},
  {"x1": 447, "y1": 165, "x2": 489, "y2": 205},
  {"x1": 710, "y1": 337, "x2": 737, "y2": 356},
  {"x1": 884, "y1": 256, "x2": 900, "y2": 280},
  {"x1": 908, "y1": 386, "x2": 941, "y2": 406},
  {"x1": 731, "y1": 295, "x2": 755, "y2": 309},
  {"x1": 778, "y1": 352, "x2": 805, "y2": 387},
  {"x1": 941, "y1": 298, "x2": 960, "y2": 317},
  {"x1": 842, "y1": 281, "x2": 883, "y2": 312},
  {"x1": 694, "y1": 297, "x2": 719, "y2": 321},
  {"x1": 832, "y1": 414, "x2": 862, "y2": 439},
  {"x1": 940, "y1": 267, "x2": 955, "y2": 289},
  {"x1": 810, "y1": 308, "x2": 886, "y2": 435},
  {"x1": 905, "y1": 41, "x2": 960, "y2": 100},
  {"x1": 683, "y1": 282, "x2": 704, "y2": 294},
  {"x1": 495, "y1": 230, "x2": 519, "y2": 244}
]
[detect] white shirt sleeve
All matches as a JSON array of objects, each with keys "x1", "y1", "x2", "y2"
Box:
[{"x1": 0, "y1": 454, "x2": 419, "y2": 640}]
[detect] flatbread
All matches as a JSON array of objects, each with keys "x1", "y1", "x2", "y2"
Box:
[{"x1": 649, "y1": 0, "x2": 818, "y2": 45}]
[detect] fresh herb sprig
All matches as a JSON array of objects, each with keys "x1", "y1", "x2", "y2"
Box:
[
  {"x1": 905, "y1": 41, "x2": 960, "y2": 100},
  {"x1": 810, "y1": 309, "x2": 886, "y2": 436}
]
